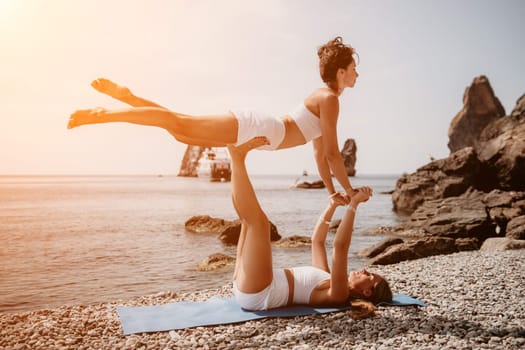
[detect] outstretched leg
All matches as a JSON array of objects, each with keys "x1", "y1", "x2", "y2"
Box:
[
  {"x1": 91, "y1": 78, "x2": 167, "y2": 109},
  {"x1": 229, "y1": 137, "x2": 273, "y2": 293},
  {"x1": 67, "y1": 106, "x2": 239, "y2": 147}
]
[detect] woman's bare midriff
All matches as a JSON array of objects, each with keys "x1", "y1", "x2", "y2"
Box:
[{"x1": 277, "y1": 116, "x2": 308, "y2": 149}]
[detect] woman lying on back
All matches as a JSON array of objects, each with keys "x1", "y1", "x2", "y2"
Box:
[{"x1": 228, "y1": 137, "x2": 392, "y2": 318}]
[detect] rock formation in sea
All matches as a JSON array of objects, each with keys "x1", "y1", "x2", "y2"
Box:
[
  {"x1": 366, "y1": 76, "x2": 525, "y2": 265},
  {"x1": 178, "y1": 146, "x2": 204, "y2": 177},
  {"x1": 341, "y1": 138, "x2": 357, "y2": 176}
]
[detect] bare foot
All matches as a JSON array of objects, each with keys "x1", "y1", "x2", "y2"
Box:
[
  {"x1": 227, "y1": 136, "x2": 269, "y2": 159},
  {"x1": 67, "y1": 107, "x2": 106, "y2": 129},
  {"x1": 91, "y1": 78, "x2": 131, "y2": 100}
]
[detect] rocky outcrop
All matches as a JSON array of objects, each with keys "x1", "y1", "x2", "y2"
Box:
[
  {"x1": 393, "y1": 78, "x2": 525, "y2": 215},
  {"x1": 218, "y1": 221, "x2": 281, "y2": 245},
  {"x1": 505, "y1": 215, "x2": 525, "y2": 240},
  {"x1": 476, "y1": 97, "x2": 525, "y2": 190},
  {"x1": 448, "y1": 75, "x2": 505, "y2": 153},
  {"x1": 377, "y1": 77, "x2": 525, "y2": 265},
  {"x1": 178, "y1": 146, "x2": 204, "y2": 177},
  {"x1": 368, "y1": 237, "x2": 479, "y2": 265},
  {"x1": 197, "y1": 253, "x2": 236, "y2": 272},
  {"x1": 392, "y1": 147, "x2": 481, "y2": 214},
  {"x1": 341, "y1": 138, "x2": 357, "y2": 176},
  {"x1": 358, "y1": 237, "x2": 404, "y2": 258},
  {"x1": 479, "y1": 238, "x2": 525, "y2": 252},
  {"x1": 406, "y1": 189, "x2": 494, "y2": 239},
  {"x1": 372, "y1": 189, "x2": 525, "y2": 264}
]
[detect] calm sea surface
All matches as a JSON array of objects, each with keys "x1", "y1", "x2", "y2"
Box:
[{"x1": 0, "y1": 174, "x2": 402, "y2": 313}]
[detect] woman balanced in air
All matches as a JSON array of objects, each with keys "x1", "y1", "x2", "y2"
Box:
[
  {"x1": 68, "y1": 37, "x2": 360, "y2": 198},
  {"x1": 228, "y1": 136, "x2": 392, "y2": 317}
]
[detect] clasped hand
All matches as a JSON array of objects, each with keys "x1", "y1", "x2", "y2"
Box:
[{"x1": 329, "y1": 187, "x2": 373, "y2": 206}]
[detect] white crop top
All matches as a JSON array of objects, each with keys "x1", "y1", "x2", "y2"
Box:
[
  {"x1": 289, "y1": 104, "x2": 322, "y2": 142},
  {"x1": 291, "y1": 266, "x2": 330, "y2": 304}
]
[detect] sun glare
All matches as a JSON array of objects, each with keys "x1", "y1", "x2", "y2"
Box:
[{"x1": 0, "y1": 0, "x2": 23, "y2": 24}]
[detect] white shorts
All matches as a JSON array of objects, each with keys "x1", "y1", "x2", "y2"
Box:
[
  {"x1": 232, "y1": 268, "x2": 289, "y2": 310},
  {"x1": 230, "y1": 110, "x2": 285, "y2": 150}
]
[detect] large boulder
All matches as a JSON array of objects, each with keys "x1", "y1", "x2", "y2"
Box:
[
  {"x1": 218, "y1": 221, "x2": 281, "y2": 245},
  {"x1": 475, "y1": 94, "x2": 525, "y2": 190},
  {"x1": 483, "y1": 189, "x2": 525, "y2": 231},
  {"x1": 505, "y1": 215, "x2": 525, "y2": 240},
  {"x1": 197, "y1": 253, "x2": 236, "y2": 272},
  {"x1": 273, "y1": 235, "x2": 312, "y2": 248},
  {"x1": 448, "y1": 76, "x2": 505, "y2": 153},
  {"x1": 476, "y1": 120, "x2": 525, "y2": 191},
  {"x1": 185, "y1": 215, "x2": 235, "y2": 234},
  {"x1": 358, "y1": 237, "x2": 404, "y2": 258},
  {"x1": 340, "y1": 138, "x2": 357, "y2": 176},
  {"x1": 408, "y1": 189, "x2": 494, "y2": 239},
  {"x1": 392, "y1": 147, "x2": 480, "y2": 214},
  {"x1": 293, "y1": 179, "x2": 325, "y2": 189},
  {"x1": 480, "y1": 238, "x2": 525, "y2": 251},
  {"x1": 368, "y1": 237, "x2": 479, "y2": 265}
]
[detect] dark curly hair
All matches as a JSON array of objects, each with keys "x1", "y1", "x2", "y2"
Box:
[
  {"x1": 317, "y1": 36, "x2": 357, "y2": 83},
  {"x1": 346, "y1": 273, "x2": 393, "y2": 320}
]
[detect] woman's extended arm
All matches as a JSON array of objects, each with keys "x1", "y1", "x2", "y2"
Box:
[
  {"x1": 311, "y1": 193, "x2": 346, "y2": 272},
  {"x1": 318, "y1": 94, "x2": 355, "y2": 198},
  {"x1": 328, "y1": 187, "x2": 372, "y2": 302},
  {"x1": 91, "y1": 78, "x2": 168, "y2": 109},
  {"x1": 312, "y1": 137, "x2": 336, "y2": 195}
]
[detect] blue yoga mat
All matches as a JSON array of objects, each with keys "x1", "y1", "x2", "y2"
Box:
[{"x1": 117, "y1": 294, "x2": 426, "y2": 335}]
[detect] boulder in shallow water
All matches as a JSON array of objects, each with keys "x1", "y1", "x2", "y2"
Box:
[
  {"x1": 185, "y1": 215, "x2": 235, "y2": 234},
  {"x1": 293, "y1": 179, "x2": 325, "y2": 189},
  {"x1": 219, "y1": 221, "x2": 281, "y2": 245},
  {"x1": 273, "y1": 235, "x2": 311, "y2": 248},
  {"x1": 197, "y1": 253, "x2": 235, "y2": 272}
]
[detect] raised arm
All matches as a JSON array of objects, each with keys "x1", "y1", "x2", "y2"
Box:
[
  {"x1": 319, "y1": 94, "x2": 355, "y2": 198},
  {"x1": 311, "y1": 192, "x2": 346, "y2": 272},
  {"x1": 91, "y1": 78, "x2": 168, "y2": 109},
  {"x1": 328, "y1": 187, "x2": 372, "y2": 303}
]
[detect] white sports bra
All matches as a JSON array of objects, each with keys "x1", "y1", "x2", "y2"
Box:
[
  {"x1": 291, "y1": 266, "x2": 330, "y2": 304},
  {"x1": 289, "y1": 104, "x2": 322, "y2": 142}
]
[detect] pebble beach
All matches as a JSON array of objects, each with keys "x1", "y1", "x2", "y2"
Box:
[{"x1": 1, "y1": 250, "x2": 523, "y2": 350}]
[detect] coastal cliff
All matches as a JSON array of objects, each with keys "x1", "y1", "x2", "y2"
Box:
[{"x1": 366, "y1": 76, "x2": 525, "y2": 265}]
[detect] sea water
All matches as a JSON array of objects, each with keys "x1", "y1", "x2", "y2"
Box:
[{"x1": 0, "y1": 174, "x2": 402, "y2": 313}]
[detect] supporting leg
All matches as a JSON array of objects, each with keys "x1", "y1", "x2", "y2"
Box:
[{"x1": 228, "y1": 137, "x2": 274, "y2": 293}]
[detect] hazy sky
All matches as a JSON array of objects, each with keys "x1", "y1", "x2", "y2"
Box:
[{"x1": 1, "y1": 0, "x2": 524, "y2": 175}]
